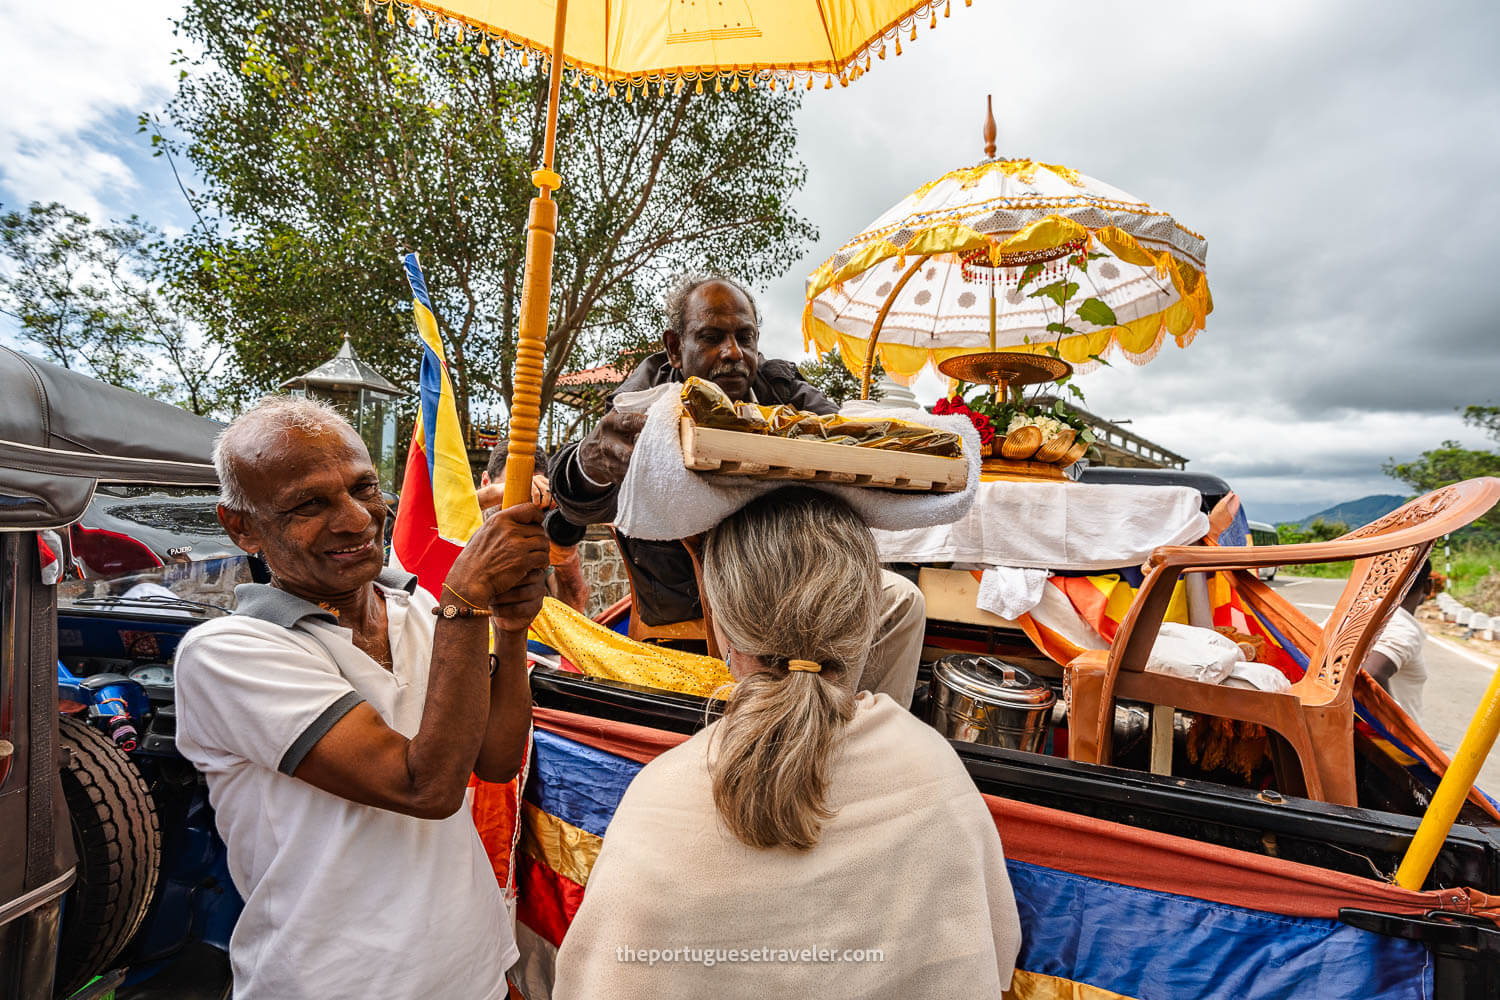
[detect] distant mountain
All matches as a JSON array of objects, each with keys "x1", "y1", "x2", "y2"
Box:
[
  {"x1": 1244, "y1": 500, "x2": 1338, "y2": 526},
  {"x1": 1291, "y1": 495, "x2": 1408, "y2": 530}
]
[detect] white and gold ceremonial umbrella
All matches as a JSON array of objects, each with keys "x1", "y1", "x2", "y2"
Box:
[{"x1": 804, "y1": 102, "x2": 1213, "y2": 397}]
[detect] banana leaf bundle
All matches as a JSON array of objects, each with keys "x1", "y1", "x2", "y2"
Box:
[{"x1": 680, "y1": 377, "x2": 962, "y2": 458}]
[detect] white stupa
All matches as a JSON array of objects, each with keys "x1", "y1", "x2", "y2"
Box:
[{"x1": 865, "y1": 375, "x2": 919, "y2": 410}]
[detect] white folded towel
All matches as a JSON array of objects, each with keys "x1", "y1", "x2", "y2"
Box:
[
  {"x1": 613, "y1": 393, "x2": 980, "y2": 541},
  {"x1": 1224, "y1": 660, "x2": 1293, "y2": 694},
  {"x1": 1145, "y1": 623, "x2": 1244, "y2": 685},
  {"x1": 975, "y1": 566, "x2": 1050, "y2": 619},
  {"x1": 611, "y1": 384, "x2": 676, "y2": 414},
  {"x1": 1141, "y1": 623, "x2": 1291, "y2": 693}
]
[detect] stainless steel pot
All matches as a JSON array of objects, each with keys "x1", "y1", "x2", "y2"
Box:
[{"x1": 927, "y1": 654, "x2": 1055, "y2": 751}]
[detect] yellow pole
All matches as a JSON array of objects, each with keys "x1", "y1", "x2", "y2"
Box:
[
  {"x1": 1394, "y1": 662, "x2": 1500, "y2": 889},
  {"x1": 989, "y1": 280, "x2": 997, "y2": 402},
  {"x1": 503, "y1": 0, "x2": 569, "y2": 510},
  {"x1": 859, "y1": 254, "x2": 931, "y2": 400},
  {"x1": 988, "y1": 281, "x2": 996, "y2": 352}
]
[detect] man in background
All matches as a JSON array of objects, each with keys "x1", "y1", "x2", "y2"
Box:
[
  {"x1": 547, "y1": 272, "x2": 926, "y2": 708},
  {"x1": 479, "y1": 439, "x2": 590, "y2": 614},
  {"x1": 1362, "y1": 559, "x2": 1433, "y2": 724}
]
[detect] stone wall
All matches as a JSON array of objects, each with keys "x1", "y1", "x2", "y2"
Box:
[{"x1": 577, "y1": 525, "x2": 629, "y2": 619}]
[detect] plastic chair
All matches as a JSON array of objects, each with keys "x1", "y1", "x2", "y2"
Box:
[{"x1": 1065, "y1": 478, "x2": 1500, "y2": 805}]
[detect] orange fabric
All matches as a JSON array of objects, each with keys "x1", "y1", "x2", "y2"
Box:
[
  {"x1": 1353, "y1": 671, "x2": 1500, "y2": 823},
  {"x1": 525, "y1": 705, "x2": 1498, "y2": 919},
  {"x1": 1054, "y1": 576, "x2": 1116, "y2": 641},
  {"x1": 1013, "y1": 613, "x2": 1092, "y2": 665},
  {"x1": 985, "y1": 793, "x2": 1498, "y2": 920},
  {"x1": 533, "y1": 706, "x2": 691, "y2": 764},
  {"x1": 471, "y1": 775, "x2": 523, "y2": 891}
]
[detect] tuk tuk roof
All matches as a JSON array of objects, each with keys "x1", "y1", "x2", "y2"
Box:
[{"x1": 0, "y1": 347, "x2": 220, "y2": 530}]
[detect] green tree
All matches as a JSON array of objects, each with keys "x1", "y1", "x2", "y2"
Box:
[
  {"x1": 160, "y1": 0, "x2": 816, "y2": 425},
  {"x1": 1275, "y1": 518, "x2": 1350, "y2": 545},
  {"x1": 0, "y1": 201, "x2": 228, "y2": 414},
  {"x1": 1462, "y1": 405, "x2": 1500, "y2": 440},
  {"x1": 1383, "y1": 405, "x2": 1500, "y2": 534},
  {"x1": 797, "y1": 349, "x2": 885, "y2": 406}
]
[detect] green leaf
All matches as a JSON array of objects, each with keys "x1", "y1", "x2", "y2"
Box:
[
  {"x1": 1068, "y1": 384, "x2": 1084, "y2": 400},
  {"x1": 1077, "y1": 297, "x2": 1118, "y2": 327},
  {"x1": 1079, "y1": 428, "x2": 1095, "y2": 444},
  {"x1": 1043, "y1": 345, "x2": 1062, "y2": 359},
  {"x1": 1016, "y1": 263, "x2": 1044, "y2": 292},
  {"x1": 1045, "y1": 322, "x2": 1074, "y2": 335},
  {"x1": 1028, "y1": 280, "x2": 1079, "y2": 309},
  {"x1": 135, "y1": 1, "x2": 821, "y2": 427}
]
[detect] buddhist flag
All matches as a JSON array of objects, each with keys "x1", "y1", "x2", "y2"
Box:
[
  {"x1": 500, "y1": 708, "x2": 1461, "y2": 1000},
  {"x1": 390, "y1": 253, "x2": 483, "y2": 595}
]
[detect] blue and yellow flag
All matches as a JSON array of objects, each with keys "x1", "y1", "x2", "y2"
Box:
[{"x1": 391, "y1": 253, "x2": 483, "y2": 596}]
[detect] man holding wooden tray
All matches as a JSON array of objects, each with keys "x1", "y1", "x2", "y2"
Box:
[{"x1": 549, "y1": 274, "x2": 927, "y2": 707}]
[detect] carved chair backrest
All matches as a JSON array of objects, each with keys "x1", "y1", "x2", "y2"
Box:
[
  {"x1": 1307, "y1": 542, "x2": 1431, "y2": 699},
  {"x1": 1306, "y1": 482, "x2": 1483, "y2": 699}
]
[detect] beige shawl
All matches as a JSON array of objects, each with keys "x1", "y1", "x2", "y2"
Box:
[{"x1": 553, "y1": 692, "x2": 1021, "y2": 999}]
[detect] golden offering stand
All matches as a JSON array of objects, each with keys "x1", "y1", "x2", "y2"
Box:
[{"x1": 937, "y1": 350, "x2": 1083, "y2": 482}]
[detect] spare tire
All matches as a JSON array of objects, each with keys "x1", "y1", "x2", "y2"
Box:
[{"x1": 55, "y1": 715, "x2": 162, "y2": 996}]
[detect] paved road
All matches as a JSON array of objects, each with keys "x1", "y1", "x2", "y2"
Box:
[{"x1": 1269, "y1": 575, "x2": 1500, "y2": 793}]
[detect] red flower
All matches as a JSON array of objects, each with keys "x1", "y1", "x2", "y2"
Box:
[
  {"x1": 932, "y1": 396, "x2": 992, "y2": 446},
  {"x1": 970, "y1": 413, "x2": 995, "y2": 447},
  {"x1": 932, "y1": 396, "x2": 970, "y2": 417},
  {"x1": 930, "y1": 395, "x2": 990, "y2": 443}
]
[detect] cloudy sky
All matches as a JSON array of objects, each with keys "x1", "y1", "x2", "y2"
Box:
[{"x1": 3, "y1": 1, "x2": 1496, "y2": 522}]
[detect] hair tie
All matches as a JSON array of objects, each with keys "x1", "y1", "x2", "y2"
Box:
[{"x1": 786, "y1": 659, "x2": 822, "y2": 673}]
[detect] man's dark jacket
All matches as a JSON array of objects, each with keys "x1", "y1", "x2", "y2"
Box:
[{"x1": 549, "y1": 350, "x2": 835, "y2": 625}]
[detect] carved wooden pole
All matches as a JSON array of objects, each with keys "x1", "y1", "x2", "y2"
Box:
[
  {"x1": 504, "y1": 0, "x2": 569, "y2": 509},
  {"x1": 984, "y1": 93, "x2": 998, "y2": 402}
]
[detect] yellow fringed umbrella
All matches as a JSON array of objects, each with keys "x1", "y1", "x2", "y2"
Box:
[
  {"x1": 804, "y1": 100, "x2": 1213, "y2": 398},
  {"x1": 366, "y1": 0, "x2": 977, "y2": 505}
]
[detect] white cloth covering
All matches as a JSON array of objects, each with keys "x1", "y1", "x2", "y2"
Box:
[
  {"x1": 872, "y1": 479, "x2": 1209, "y2": 571},
  {"x1": 613, "y1": 394, "x2": 980, "y2": 541},
  {"x1": 553, "y1": 692, "x2": 1020, "y2": 1000},
  {"x1": 1224, "y1": 659, "x2": 1293, "y2": 694},
  {"x1": 175, "y1": 579, "x2": 514, "y2": 1000},
  {"x1": 1145, "y1": 623, "x2": 1244, "y2": 684},
  {"x1": 1144, "y1": 623, "x2": 1290, "y2": 694},
  {"x1": 1371, "y1": 607, "x2": 1428, "y2": 723},
  {"x1": 976, "y1": 566, "x2": 1051, "y2": 619}
]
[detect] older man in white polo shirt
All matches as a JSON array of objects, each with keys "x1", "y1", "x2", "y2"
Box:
[{"x1": 175, "y1": 396, "x2": 547, "y2": 1000}]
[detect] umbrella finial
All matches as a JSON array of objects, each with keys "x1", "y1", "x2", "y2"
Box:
[{"x1": 983, "y1": 95, "x2": 997, "y2": 160}]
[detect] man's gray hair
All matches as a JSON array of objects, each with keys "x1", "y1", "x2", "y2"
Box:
[
  {"x1": 663, "y1": 272, "x2": 762, "y2": 335},
  {"x1": 213, "y1": 395, "x2": 355, "y2": 512}
]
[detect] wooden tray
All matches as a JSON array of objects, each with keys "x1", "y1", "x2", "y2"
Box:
[
  {"x1": 680, "y1": 417, "x2": 968, "y2": 493},
  {"x1": 979, "y1": 457, "x2": 1068, "y2": 482}
]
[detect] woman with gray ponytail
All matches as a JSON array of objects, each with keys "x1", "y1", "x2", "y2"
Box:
[{"x1": 555, "y1": 489, "x2": 1021, "y2": 999}]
